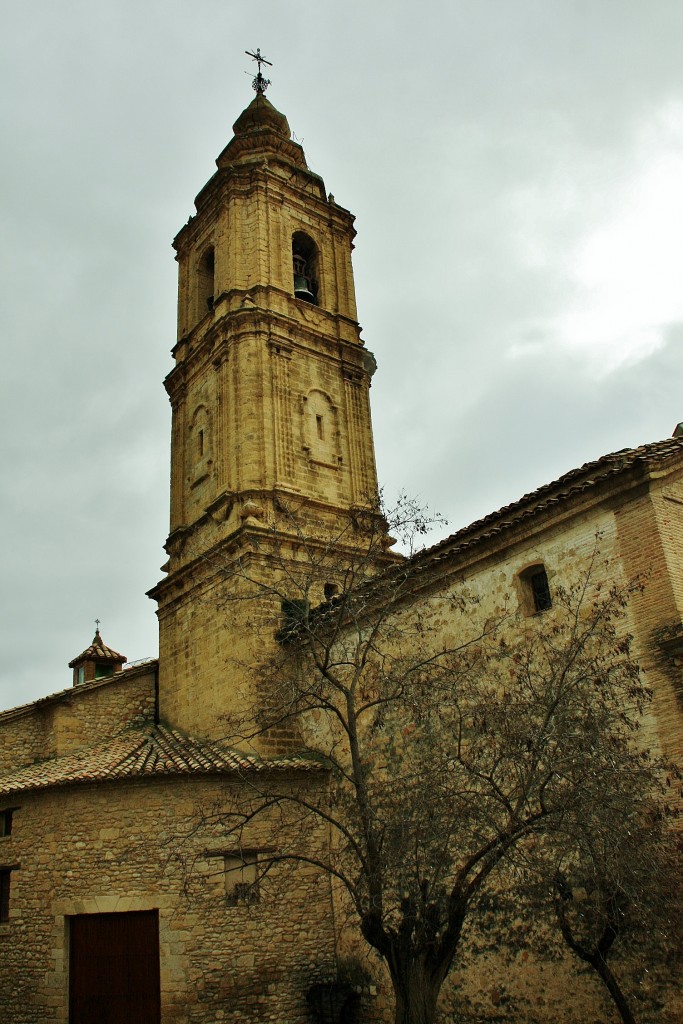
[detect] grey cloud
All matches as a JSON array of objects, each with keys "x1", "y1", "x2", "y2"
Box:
[{"x1": 2, "y1": 0, "x2": 683, "y2": 709}]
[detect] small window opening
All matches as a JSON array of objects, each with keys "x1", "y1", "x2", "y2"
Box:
[
  {"x1": 281, "y1": 598, "x2": 310, "y2": 627},
  {"x1": 529, "y1": 567, "x2": 552, "y2": 612},
  {"x1": 518, "y1": 563, "x2": 553, "y2": 615},
  {"x1": 198, "y1": 429, "x2": 204, "y2": 458},
  {"x1": 225, "y1": 852, "x2": 259, "y2": 904},
  {"x1": 0, "y1": 811, "x2": 13, "y2": 838},
  {"x1": 278, "y1": 598, "x2": 310, "y2": 642},
  {"x1": 316, "y1": 415, "x2": 324, "y2": 440},
  {"x1": 292, "y1": 233, "x2": 319, "y2": 305},
  {"x1": 323, "y1": 582, "x2": 339, "y2": 602},
  {"x1": 77, "y1": 665, "x2": 85, "y2": 685},
  {"x1": 0, "y1": 870, "x2": 11, "y2": 922},
  {"x1": 94, "y1": 664, "x2": 114, "y2": 680}
]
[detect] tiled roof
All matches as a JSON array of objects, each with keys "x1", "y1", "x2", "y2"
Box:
[
  {"x1": 0, "y1": 724, "x2": 322, "y2": 797},
  {"x1": 418, "y1": 436, "x2": 683, "y2": 566},
  {"x1": 68, "y1": 629, "x2": 126, "y2": 668},
  {"x1": 304, "y1": 437, "x2": 683, "y2": 633}
]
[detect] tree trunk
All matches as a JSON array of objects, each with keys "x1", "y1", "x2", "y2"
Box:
[
  {"x1": 390, "y1": 962, "x2": 441, "y2": 1024},
  {"x1": 593, "y1": 960, "x2": 637, "y2": 1024}
]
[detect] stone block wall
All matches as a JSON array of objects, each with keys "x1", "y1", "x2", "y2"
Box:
[
  {"x1": 0, "y1": 664, "x2": 157, "y2": 773},
  {"x1": 0, "y1": 773, "x2": 337, "y2": 1024}
]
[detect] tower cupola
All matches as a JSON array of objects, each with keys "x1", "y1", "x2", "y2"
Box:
[{"x1": 68, "y1": 628, "x2": 126, "y2": 686}]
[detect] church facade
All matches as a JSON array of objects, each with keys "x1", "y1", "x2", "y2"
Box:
[{"x1": 0, "y1": 87, "x2": 681, "y2": 1024}]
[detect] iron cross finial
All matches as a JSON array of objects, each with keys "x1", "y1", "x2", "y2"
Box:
[
  {"x1": 245, "y1": 48, "x2": 272, "y2": 94},
  {"x1": 95, "y1": 618, "x2": 101, "y2": 633}
]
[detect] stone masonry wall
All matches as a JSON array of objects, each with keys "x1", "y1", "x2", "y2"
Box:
[
  {"x1": 0, "y1": 772, "x2": 338, "y2": 1024},
  {"x1": 313, "y1": 484, "x2": 682, "y2": 1023},
  {"x1": 0, "y1": 664, "x2": 157, "y2": 773}
]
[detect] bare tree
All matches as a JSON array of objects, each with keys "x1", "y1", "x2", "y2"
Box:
[
  {"x1": 547, "y1": 806, "x2": 682, "y2": 1024},
  {"x1": 193, "y1": 503, "x2": 672, "y2": 1024}
]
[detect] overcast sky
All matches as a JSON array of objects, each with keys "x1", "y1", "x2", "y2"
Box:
[{"x1": 2, "y1": 0, "x2": 683, "y2": 711}]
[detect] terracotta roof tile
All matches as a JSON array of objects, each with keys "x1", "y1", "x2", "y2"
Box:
[
  {"x1": 0, "y1": 725, "x2": 322, "y2": 797},
  {"x1": 417, "y1": 437, "x2": 683, "y2": 567},
  {"x1": 305, "y1": 437, "x2": 683, "y2": 633},
  {"x1": 68, "y1": 629, "x2": 126, "y2": 668}
]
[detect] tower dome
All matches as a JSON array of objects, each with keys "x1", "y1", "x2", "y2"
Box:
[
  {"x1": 232, "y1": 93, "x2": 290, "y2": 139},
  {"x1": 214, "y1": 92, "x2": 307, "y2": 171}
]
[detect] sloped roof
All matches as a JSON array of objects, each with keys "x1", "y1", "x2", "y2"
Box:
[
  {"x1": 303, "y1": 437, "x2": 683, "y2": 634},
  {"x1": 415, "y1": 436, "x2": 683, "y2": 569},
  {"x1": 0, "y1": 724, "x2": 322, "y2": 798},
  {"x1": 0, "y1": 660, "x2": 156, "y2": 724},
  {"x1": 68, "y1": 629, "x2": 126, "y2": 668}
]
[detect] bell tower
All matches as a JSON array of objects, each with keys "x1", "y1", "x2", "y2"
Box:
[{"x1": 149, "y1": 79, "x2": 383, "y2": 740}]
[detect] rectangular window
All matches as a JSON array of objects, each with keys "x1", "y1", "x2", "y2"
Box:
[
  {"x1": 0, "y1": 870, "x2": 11, "y2": 922},
  {"x1": 224, "y1": 851, "x2": 259, "y2": 904},
  {"x1": 0, "y1": 810, "x2": 13, "y2": 838}
]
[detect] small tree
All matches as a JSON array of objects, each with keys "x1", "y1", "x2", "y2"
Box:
[
  {"x1": 194, "y1": 502, "x2": 672, "y2": 1024},
  {"x1": 547, "y1": 807, "x2": 682, "y2": 1024}
]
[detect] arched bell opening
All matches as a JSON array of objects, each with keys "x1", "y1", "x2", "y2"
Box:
[
  {"x1": 292, "y1": 232, "x2": 319, "y2": 305},
  {"x1": 197, "y1": 246, "x2": 215, "y2": 316}
]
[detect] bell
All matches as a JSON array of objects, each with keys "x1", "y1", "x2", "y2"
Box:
[{"x1": 294, "y1": 274, "x2": 315, "y2": 303}]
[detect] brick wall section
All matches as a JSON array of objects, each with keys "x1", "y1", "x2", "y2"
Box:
[
  {"x1": 653, "y1": 474, "x2": 683, "y2": 615},
  {"x1": 0, "y1": 664, "x2": 157, "y2": 773},
  {"x1": 615, "y1": 476, "x2": 683, "y2": 764}
]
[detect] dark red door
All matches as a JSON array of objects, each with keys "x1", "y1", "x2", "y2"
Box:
[{"x1": 69, "y1": 910, "x2": 161, "y2": 1024}]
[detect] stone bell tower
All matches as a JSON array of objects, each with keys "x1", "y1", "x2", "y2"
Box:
[{"x1": 149, "y1": 82, "x2": 384, "y2": 739}]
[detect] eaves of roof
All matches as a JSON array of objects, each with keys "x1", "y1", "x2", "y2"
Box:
[
  {"x1": 416, "y1": 437, "x2": 683, "y2": 568},
  {"x1": 0, "y1": 723, "x2": 323, "y2": 798},
  {"x1": 303, "y1": 437, "x2": 683, "y2": 633}
]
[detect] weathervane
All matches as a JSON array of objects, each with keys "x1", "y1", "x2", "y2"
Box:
[{"x1": 245, "y1": 48, "x2": 272, "y2": 94}]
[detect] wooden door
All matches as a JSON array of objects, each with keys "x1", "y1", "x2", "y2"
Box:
[{"x1": 69, "y1": 910, "x2": 161, "y2": 1024}]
